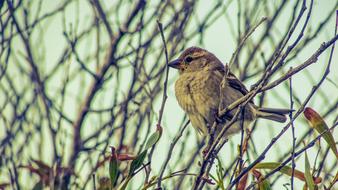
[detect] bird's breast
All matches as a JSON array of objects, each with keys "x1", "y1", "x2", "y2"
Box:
[
  {"x1": 174, "y1": 71, "x2": 222, "y2": 113},
  {"x1": 174, "y1": 73, "x2": 196, "y2": 112}
]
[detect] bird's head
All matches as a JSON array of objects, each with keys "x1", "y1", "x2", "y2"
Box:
[{"x1": 168, "y1": 47, "x2": 222, "y2": 74}]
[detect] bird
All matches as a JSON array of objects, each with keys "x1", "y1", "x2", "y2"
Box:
[{"x1": 168, "y1": 46, "x2": 291, "y2": 140}]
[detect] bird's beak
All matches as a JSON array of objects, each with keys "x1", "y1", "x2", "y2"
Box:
[{"x1": 168, "y1": 59, "x2": 181, "y2": 69}]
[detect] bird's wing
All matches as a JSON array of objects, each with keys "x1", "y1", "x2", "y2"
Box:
[
  {"x1": 226, "y1": 72, "x2": 249, "y2": 96},
  {"x1": 213, "y1": 65, "x2": 249, "y2": 96},
  {"x1": 214, "y1": 66, "x2": 254, "y2": 121}
]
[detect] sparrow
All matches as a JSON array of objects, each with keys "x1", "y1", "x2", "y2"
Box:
[{"x1": 168, "y1": 47, "x2": 291, "y2": 138}]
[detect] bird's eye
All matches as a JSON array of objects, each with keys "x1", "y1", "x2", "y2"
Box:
[{"x1": 185, "y1": 56, "x2": 193, "y2": 63}]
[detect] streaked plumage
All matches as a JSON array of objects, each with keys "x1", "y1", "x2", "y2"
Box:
[{"x1": 169, "y1": 47, "x2": 290, "y2": 138}]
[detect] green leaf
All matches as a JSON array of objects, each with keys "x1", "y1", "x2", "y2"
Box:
[
  {"x1": 32, "y1": 181, "x2": 43, "y2": 190},
  {"x1": 254, "y1": 162, "x2": 322, "y2": 184},
  {"x1": 145, "y1": 131, "x2": 161, "y2": 150},
  {"x1": 258, "y1": 180, "x2": 272, "y2": 190},
  {"x1": 304, "y1": 107, "x2": 338, "y2": 158},
  {"x1": 109, "y1": 156, "x2": 119, "y2": 185},
  {"x1": 128, "y1": 150, "x2": 147, "y2": 176},
  {"x1": 118, "y1": 176, "x2": 131, "y2": 190},
  {"x1": 304, "y1": 151, "x2": 316, "y2": 190},
  {"x1": 252, "y1": 170, "x2": 271, "y2": 190}
]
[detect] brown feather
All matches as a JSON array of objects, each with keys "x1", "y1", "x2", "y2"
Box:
[{"x1": 172, "y1": 47, "x2": 289, "y2": 138}]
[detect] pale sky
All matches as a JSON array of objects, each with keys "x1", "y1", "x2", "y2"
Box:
[{"x1": 2, "y1": 0, "x2": 337, "y2": 189}]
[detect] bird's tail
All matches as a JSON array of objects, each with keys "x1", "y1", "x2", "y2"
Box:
[{"x1": 255, "y1": 107, "x2": 293, "y2": 123}]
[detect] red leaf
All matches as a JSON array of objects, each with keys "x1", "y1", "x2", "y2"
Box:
[
  {"x1": 117, "y1": 154, "x2": 136, "y2": 161},
  {"x1": 236, "y1": 173, "x2": 249, "y2": 190},
  {"x1": 304, "y1": 107, "x2": 338, "y2": 158}
]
